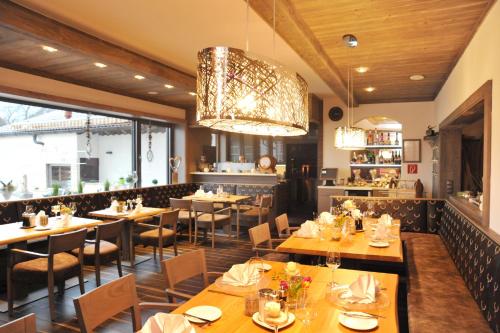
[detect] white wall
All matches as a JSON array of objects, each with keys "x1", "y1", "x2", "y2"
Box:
[
  {"x1": 434, "y1": 1, "x2": 500, "y2": 233},
  {"x1": 323, "y1": 95, "x2": 436, "y2": 194},
  {"x1": 141, "y1": 131, "x2": 168, "y2": 186}
]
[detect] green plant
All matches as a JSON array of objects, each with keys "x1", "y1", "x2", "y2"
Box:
[
  {"x1": 77, "y1": 181, "x2": 84, "y2": 194},
  {"x1": 52, "y1": 183, "x2": 60, "y2": 197},
  {"x1": 0, "y1": 180, "x2": 15, "y2": 191},
  {"x1": 152, "y1": 179, "x2": 158, "y2": 185},
  {"x1": 104, "y1": 179, "x2": 110, "y2": 191},
  {"x1": 126, "y1": 174, "x2": 134, "y2": 184},
  {"x1": 118, "y1": 177, "x2": 125, "y2": 185}
]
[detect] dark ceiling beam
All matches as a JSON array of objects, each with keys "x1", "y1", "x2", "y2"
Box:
[
  {"x1": 250, "y1": 0, "x2": 356, "y2": 106},
  {"x1": 0, "y1": 1, "x2": 196, "y2": 92}
]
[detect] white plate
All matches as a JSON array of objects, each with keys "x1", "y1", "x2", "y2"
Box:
[
  {"x1": 185, "y1": 305, "x2": 222, "y2": 323},
  {"x1": 369, "y1": 241, "x2": 390, "y2": 248},
  {"x1": 34, "y1": 226, "x2": 51, "y2": 231},
  {"x1": 338, "y1": 311, "x2": 378, "y2": 330},
  {"x1": 252, "y1": 312, "x2": 295, "y2": 330}
]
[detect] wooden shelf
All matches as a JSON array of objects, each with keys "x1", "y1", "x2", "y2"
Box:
[
  {"x1": 350, "y1": 164, "x2": 401, "y2": 168},
  {"x1": 359, "y1": 145, "x2": 402, "y2": 149}
]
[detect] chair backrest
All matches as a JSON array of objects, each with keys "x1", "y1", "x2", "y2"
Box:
[
  {"x1": 161, "y1": 249, "x2": 209, "y2": 289},
  {"x1": 169, "y1": 198, "x2": 192, "y2": 210},
  {"x1": 96, "y1": 219, "x2": 124, "y2": 243},
  {"x1": 159, "y1": 209, "x2": 180, "y2": 229},
  {"x1": 192, "y1": 200, "x2": 214, "y2": 213},
  {"x1": 73, "y1": 274, "x2": 142, "y2": 333},
  {"x1": 275, "y1": 213, "x2": 290, "y2": 236},
  {"x1": 260, "y1": 195, "x2": 273, "y2": 208},
  {"x1": 249, "y1": 223, "x2": 272, "y2": 249},
  {"x1": 0, "y1": 313, "x2": 36, "y2": 333},
  {"x1": 48, "y1": 228, "x2": 87, "y2": 254}
]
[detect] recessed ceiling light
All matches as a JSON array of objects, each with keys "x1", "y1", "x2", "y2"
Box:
[
  {"x1": 164, "y1": 84, "x2": 174, "y2": 89},
  {"x1": 409, "y1": 74, "x2": 425, "y2": 81},
  {"x1": 188, "y1": 92, "x2": 197, "y2": 96},
  {"x1": 41, "y1": 45, "x2": 58, "y2": 53},
  {"x1": 364, "y1": 87, "x2": 376, "y2": 92},
  {"x1": 147, "y1": 91, "x2": 158, "y2": 95},
  {"x1": 355, "y1": 66, "x2": 369, "y2": 73},
  {"x1": 94, "y1": 62, "x2": 107, "y2": 68},
  {"x1": 134, "y1": 75, "x2": 145, "y2": 80}
]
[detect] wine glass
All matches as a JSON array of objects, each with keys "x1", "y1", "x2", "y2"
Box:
[
  {"x1": 295, "y1": 295, "x2": 318, "y2": 332},
  {"x1": 326, "y1": 250, "x2": 341, "y2": 288},
  {"x1": 249, "y1": 256, "x2": 265, "y2": 273},
  {"x1": 51, "y1": 204, "x2": 60, "y2": 218},
  {"x1": 132, "y1": 171, "x2": 138, "y2": 186},
  {"x1": 69, "y1": 202, "x2": 77, "y2": 216},
  {"x1": 263, "y1": 294, "x2": 288, "y2": 333}
]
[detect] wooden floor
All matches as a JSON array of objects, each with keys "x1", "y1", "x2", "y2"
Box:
[{"x1": 0, "y1": 234, "x2": 256, "y2": 332}]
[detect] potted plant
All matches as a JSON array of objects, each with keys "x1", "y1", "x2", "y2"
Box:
[
  {"x1": 152, "y1": 179, "x2": 158, "y2": 185},
  {"x1": 77, "y1": 181, "x2": 84, "y2": 194},
  {"x1": 51, "y1": 183, "x2": 60, "y2": 197},
  {"x1": 104, "y1": 179, "x2": 110, "y2": 191}
]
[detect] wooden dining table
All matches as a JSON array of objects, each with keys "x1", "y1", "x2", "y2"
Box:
[
  {"x1": 170, "y1": 261, "x2": 399, "y2": 332},
  {"x1": 182, "y1": 194, "x2": 251, "y2": 240},
  {"x1": 0, "y1": 217, "x2": 102, "y2": 247},
  {"x1": 89, "y1": 207, "x2": 167, "y2": 265},
  {"x1": 276, "y1": 218, "x2": 403, "y2": 263}
]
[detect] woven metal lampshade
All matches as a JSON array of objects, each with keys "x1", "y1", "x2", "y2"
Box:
[
  {"x1": 196, "y1": 47, "x2": 309, "y2": 136},
  {"x1": 334, "y1": 126, "x2": 366, "y2": 150}
]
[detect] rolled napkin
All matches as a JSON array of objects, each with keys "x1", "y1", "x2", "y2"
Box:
[
  {"x1": 141, "y1": 313, "x2": 195, "y2": 333},
  {"x1": 342, "y1": 274, "x2": 380, "y2": 304},
  {"x1": 222, "y1": 262, "x2": 260, "y2": 286},
  {"x1": 319, "y1": 212, "x2": 334, "y2": 225},
  {"x1": 110, "y1": 199, "x2": 119, "y2": 211},
  {"x1": 133, "y1": 203, "x2": 143, "y2": 213},
  {"x1": 378, "y1": 213, "x2": 393, "y2": 226},
  {"x1": 296, "y1": 220, "x2": 319, "y2": 238},
  {"x1": 373, "y1": 222, "x2": 389, "y2": 241}
]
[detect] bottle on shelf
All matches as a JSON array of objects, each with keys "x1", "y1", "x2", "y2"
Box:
[
  {"x1": 384, "y1": 132, "x2": 391, "y2": 145},
  {"x1": 367, "y1": 130, "x2": 373, "y2": 145},
  {"x1": 374, "y1": 129, "x2": 379, "y2": 145},
  {"x1": 395, "y1": 133, "x2": 400, "y2": 146}
]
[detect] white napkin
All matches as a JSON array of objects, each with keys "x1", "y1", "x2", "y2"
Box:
[
  {"x1": 141, "y1": 313, "x2": 195, "y2": 333},
  {"x1": 296, "y1": 220, "x2": 319, "y2": 238},
  {"x1": 378, "y1": 214, "x2": 393, "y2": 226},
  {"x1": 110, "y1": 200, "x2": 119, "y2": 210},
  {"x1": 351, "y1": 209, "x2": 363, "y2": 220},
  {"x1": 343, "y1": 200, "x2": 356, "y2": 211},
  {"x1": 342, "y1": 274, "x2": 380, "y2": 304},
  {"x1": 194, "y1": 189, "x2": 205, "y2": 197},
  {"x1": 373, "y1": 222, "x2": 389, "y2": 241},
  {"x1": 222, "y1": 263, "x2": 260, "y2": 286},
  {"x1": 319, "y1": 212, "x2": 334, "y2": 225}
]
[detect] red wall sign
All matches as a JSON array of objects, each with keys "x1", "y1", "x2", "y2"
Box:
[{"x1": 407, "y1": 164, "x2": 418, "y2": 174}]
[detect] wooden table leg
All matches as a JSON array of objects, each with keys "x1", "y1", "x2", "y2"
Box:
[
  {"x1": 121, "y1": 220, "x2": 132, "y2": 262},
  {"x1": 236, "y1": 203, "x2": 240, "y2": 240}
]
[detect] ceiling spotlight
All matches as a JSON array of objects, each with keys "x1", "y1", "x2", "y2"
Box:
[
  {"x1": 41, "y1": 45, "x2": 58, "y2": 53},
  {"x1": 147, "y1": 91, "x2": 158, "y2": 95},
  {"x1": 355, "y1": 66, "x2": 369, "y2": 73},
  {"x1": 134, "y1": 75, "x2": 145, "y2": 80},
  {"x1": 342, "y1": 34, "x2": 358, "y2": 48},
  {"x1": 164, "y1": 84, "x2": 174, "y2": 89},
  {"x1": 364, "y1": 87, "x2": 376, "y2": 92},
  {"x1": 410, "y1": 74, "x2": 425, "y2": 81},
  {"x1": 94, "y1": 62, "x2": 107, "y2": 68},
  {"x1": 188, "y1": 92, "x2": 197, "y2": 96}
]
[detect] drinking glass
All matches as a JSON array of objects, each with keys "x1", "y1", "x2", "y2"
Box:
[
  {"x1": 263, "y1": 294, "x2": 288, "y2": 333},
  {"x1": 132, "y1": 171, "x2": 138, "y2": 186},
  {"x1": 69, "y1": 202, "x2": 77, "y2": 216},
  {"x1": 295, "y1": 295, "x2": 318, "y2": 332},
  {"x1": 249, "y1": 256, "x2": 265, "y2": 273},
  {"x1": 326, "y1": 250, "x2": 341, "y2": 288}
]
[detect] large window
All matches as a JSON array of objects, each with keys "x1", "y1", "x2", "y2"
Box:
[{"x1": 0, "y1": 100, "x2": 172, "y2": 201}]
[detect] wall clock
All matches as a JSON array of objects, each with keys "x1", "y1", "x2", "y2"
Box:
[
  {"x1": 258, "y1": 155, "x2": 277, "y2": 173},
  {"x1": 328, "y1": 106, "x2": 343, "y2": 121}
]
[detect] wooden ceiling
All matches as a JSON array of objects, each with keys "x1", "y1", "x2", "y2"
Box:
[
  {"x1": 0, "y1": 1, "x2": 197, "y2": 109},
  {"x1": 251, "y1": 0, "x2": 495, "y2": 104}
]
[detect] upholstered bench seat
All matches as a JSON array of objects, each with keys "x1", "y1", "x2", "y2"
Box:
[{"x1": 402, "y1": 232, "x2": 492, "y2": 332}]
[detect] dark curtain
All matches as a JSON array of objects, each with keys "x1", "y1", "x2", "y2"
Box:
[{"x1": 461, "y1": 137, "x2": 483, "y2": 193}]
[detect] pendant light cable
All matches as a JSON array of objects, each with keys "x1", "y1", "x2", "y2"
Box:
[
  {"x1": 273, "y1": 0, "x2": 276, "y2": 58},
  {"x1": 245, "y1": 0, "x2": 250, "y2": 52}
]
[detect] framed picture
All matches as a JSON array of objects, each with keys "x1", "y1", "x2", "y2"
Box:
[{"x1": 403, "y1": 139, "x2": 421, "y2": 163}]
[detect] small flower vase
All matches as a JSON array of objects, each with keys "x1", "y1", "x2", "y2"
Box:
[
  {"x1": 287, "y1": 275, "x2": 304, "y2": 311},
  {"x1": 61, "y1": 213, "x2": 72, "y2": 225},
  {"x1": 332, "y1": 226, "x2": 342, "y2": 241}
]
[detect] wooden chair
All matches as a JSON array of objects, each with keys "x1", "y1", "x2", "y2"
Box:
[
  {"x1": 275, "y1": 213, "x2": 299, "y2": 238},
  {"x1": 135, "y1": 209, "x2": 180, "y2": 262},
  {"x1": 0, "y1": 313, "x2": 36, "y2": 333},
  {"x1": 169, "y1": 198, "x2": 194, "y2": 242},
  {"x1": 8, "y1": 228, "x2": 87, "y2": 321},
  {"x1": 240, "y1": 195, "x2": 273, "y2": 226},
  {"x1": 192, "y1": 201, "x2": 231, "y2": 248},
  {"x1": 73, "y1": 273, "x2": 177, "y2": 333},
  {"x1": 248, "y1": 223, "x2": 289, "y2": 262},
  {"x1": 161, "y1": 249, "x2": 222, "y2": 303},
  {"x1": 72, "y1": 219, "x2": 123, "y2": 286}
]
